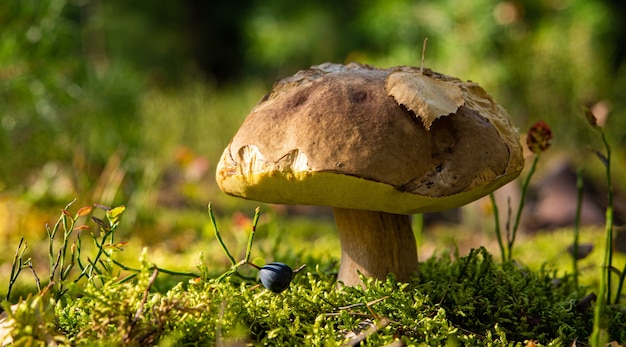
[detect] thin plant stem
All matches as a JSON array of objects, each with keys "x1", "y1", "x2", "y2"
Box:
[
  {"x1": 73, "y1": 229, "x2": 115, "y2": 284},
  {"x1": 245, "y1": 207, "x2": 261, "y2": 263},
  {"x1": 47, "y1": 217, "x2": 63, "y2": 280},
  {"x1": 573, "y1": 168, "x2": 584, "y2": 286},
  {"x1": 489, "y1": 193, "x2": 506, "y2": 262},
  {"x1": 105, "y1": 256, "x2": 199, "y2": 278},
  {"x1": 592, "y1": 207, "x2": 612, "y2": 346},
  {"x1": 600, "y1": 131, "x2": 613, "y2": 304},
  {"x1": 26, "y1": 261, "x2": 42, "y2": 292},
  {"x1": 508, "y1": 154, "x2": 540, "y2": 260},
  {"x1": 76, "y1": 232, "x2": 85, "y2": 272},
  {"x1": 208, "y1": 203, "x2": 236, "y2": 266},
  {"x1": 591, "y1": 128, "x2": 613, "y2": 346},
  {"x1": 59, "y1": 210, "x2": 76, "y2": 283},
  {"x1": 211, "y1": 205, "x2": 264, "y2": 283},
  {"x1": 47, "y1": 200, "x2": 77, "y2": 296},
  {"x1": 616, "y1": 264, "x2": 626, "y2": 305},
  {"x1": 6, "y1": 238, "x2": 27, "y2": 301}
]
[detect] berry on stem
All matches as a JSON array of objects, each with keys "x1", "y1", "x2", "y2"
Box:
[{"x1": 259, "y1": 262, "x2": 294, "y2": 293}]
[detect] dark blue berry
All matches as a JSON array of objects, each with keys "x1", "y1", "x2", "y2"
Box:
[{"x1": 259, "y1": 262, "x2": 293, "y2": 293}]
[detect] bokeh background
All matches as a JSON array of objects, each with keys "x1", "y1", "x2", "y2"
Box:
[{"x1": 2, "y1": 0, "x2": 626, "y2": 290}]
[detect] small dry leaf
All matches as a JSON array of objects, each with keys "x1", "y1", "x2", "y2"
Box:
[
  {"x1": 104, "y1": 241, "x2": 129, "y2": 251},
  {"x1": 91, "y1": 216, "x2": 109, "y2": 232},
  {"x1": 385, "y1": 71, "x2": 464, "y2": 130},
  {"x1": 94, "y1": 203, "x2": 111, "y2": 211},
  {"x1": 343, "y1": 318, "x2": 390, "y2": 347},
  {"x1": 76, "y1": 206, "x2": 93, "y2": 217}
]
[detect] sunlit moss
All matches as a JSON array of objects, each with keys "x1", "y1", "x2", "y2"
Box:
[{"x1": 44, "y1": 247, "x2": 626, "y2": 345}]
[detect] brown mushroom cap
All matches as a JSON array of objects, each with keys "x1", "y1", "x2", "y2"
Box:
[{"x1": 216, "y1": 62, "x2": 524, "y2": 214}]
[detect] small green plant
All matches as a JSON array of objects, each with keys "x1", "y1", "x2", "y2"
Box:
[
  {"x1": 1, "y1": 200, "x2": 202, "y2": 344},
  {"x1": 583, "y1": 106, "x2": 626, "y2": 346},
  {"x1": 488, "y1": 114, "x2": 626, "y2": 345},
  {"x1": 207, "y1": 203, "x2": 305, "y2": 292},
  {"x1": 491, "y1": 120, "x2": 553, "y2": 262},
  {"x1": 5, "y1": 201, "x2": 122, "y2": 302},
  {"x1": 208, "y1": 202, "x2": 260, "y2": 283},
  {"x1": 2, "y1": 201, "x2": 132, "y2": 344},
  {"x1": 5, "y1": 201, "x2": 198, "y2": 303}
]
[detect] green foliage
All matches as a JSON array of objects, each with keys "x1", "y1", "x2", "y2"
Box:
[
  {"x1": 3, "y1": 201, "x2": 129, "y2": 303},
  {"x1": 5, "y1": 207, "x2": 626, "y2": 346},
  {"x1": 56, "y1": 263, "x2": 179, "y2": 345},
  {"x1": 2, "y1": 198, "x2": 626, "y2": 345},
  {"x1": 0, "y1": 0, "x2": 146, "y2": 188},
  {"x1": 14, "y1": 246, "x2": 621, "y2": 346},
  {"x1": 421, "y1": 249, "x2": 593, "y2": 343}
]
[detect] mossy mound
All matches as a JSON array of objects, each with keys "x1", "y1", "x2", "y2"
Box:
[{"x1": 18, "y1": 247, "x2": 617, "y2": 346}]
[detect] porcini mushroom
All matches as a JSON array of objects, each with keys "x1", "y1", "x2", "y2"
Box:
[{"x1": 216, "y1": 62, "x2": 524, "y2": 286}]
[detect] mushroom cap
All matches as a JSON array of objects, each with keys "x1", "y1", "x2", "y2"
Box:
[{"x1": 216, "y1": 63, "x2": 524, "y2": 214}]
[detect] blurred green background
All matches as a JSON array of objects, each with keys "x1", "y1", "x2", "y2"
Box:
[{"x1": 2, "y1": 0, "x2": 626, "y2": 285}]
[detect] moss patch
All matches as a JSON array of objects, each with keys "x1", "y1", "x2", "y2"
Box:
[{"x1": 14, "y1": 248, "x2": 611, "y2": 345}]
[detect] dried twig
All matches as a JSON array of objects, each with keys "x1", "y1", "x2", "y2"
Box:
[
  {"x1": 123, "y1": 267, "x2": 159, "y2": 344},
  {"x1": 342, "y1": 317, "x2": 391, "y2": 347}
]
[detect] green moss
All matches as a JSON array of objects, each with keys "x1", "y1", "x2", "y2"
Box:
[
  {"x1": 418, "y1": 248, "x2": 591, "y2": 343},
  {"x1": 47, "y1": 247, "x2": 625, "y2": 346},
  {"x1": 3, "y1": 204, "x2": 624, "y2": 346}
]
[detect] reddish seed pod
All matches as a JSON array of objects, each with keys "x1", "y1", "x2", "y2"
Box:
[{"x1": 526, "y1": 121, "x2": 553, "y2": 154}]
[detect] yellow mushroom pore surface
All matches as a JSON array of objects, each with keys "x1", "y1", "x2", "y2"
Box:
[{"x1": 217, "y1": 153, "x2": 521, "y2": 214}]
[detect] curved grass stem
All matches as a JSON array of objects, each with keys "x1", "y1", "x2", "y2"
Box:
[
  {"x1": 489, "y1": 193, "x2": 506, "y2": 262},
  {"x1": 245, "y1": 207, "x2": 261, "y2": 263},
  {"x1": 208, "y1": 203, "x2": 237, "y2": 266},
  {"x1": 507, "y1": 154, "x2": 539, "y2": 260},
  {"x1": 572, "y1": 168, "x2": 584, "y2": 287},
  {"x1": 210, "y1": 204, "x2": 263, "y2": 283},
  {"x1": 492, "y1": 153, "x2": 540, "y2": 262},
  {"x1": 591, "y1": 126, "x2": 614, "y2": 346}
]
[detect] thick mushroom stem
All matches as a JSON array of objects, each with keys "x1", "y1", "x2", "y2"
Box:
[{"x1": 333, "y1": 208, "x2": 418, "y2": 286}]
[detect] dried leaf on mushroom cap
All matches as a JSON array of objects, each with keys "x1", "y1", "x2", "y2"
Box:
[{"x1": 386, "y1": 71, "x2": 465, "y2": 130}]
